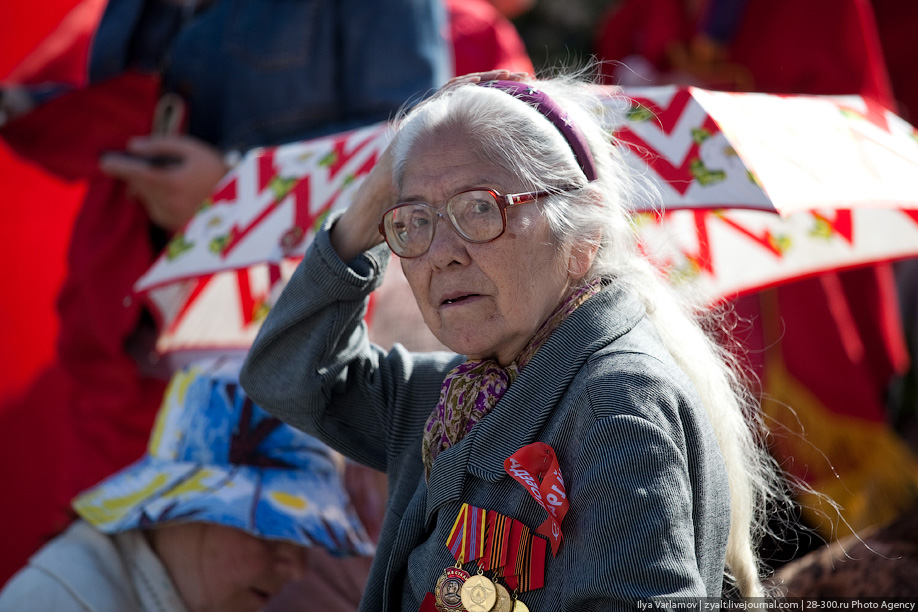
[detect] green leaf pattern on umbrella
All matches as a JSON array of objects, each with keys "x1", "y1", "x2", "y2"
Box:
[
  {"x1": 166, "y1": 234, "x2": 194, "y2": 260},
  {"x1": 269, "y1": 176, "x2": 298, "y2": 201},
  {"x1": 689, "y1": 158, "x2": 727, "y2": 185},
  {"x1": 209, "y1": 233, "x2": 228, "y2": 255},
  {"x1": 625, "y1": 102, "x2": 655, "y2": 123},
  {"x1": 134, "y1": 90, "x2": 918, "y2": 345}
]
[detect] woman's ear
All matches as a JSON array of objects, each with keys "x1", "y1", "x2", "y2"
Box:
[{"x1": 567, "y1": 232, "x2": 600, "y2": 280}]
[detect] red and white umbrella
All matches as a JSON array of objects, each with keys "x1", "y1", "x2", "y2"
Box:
[
  {"x1": 134, "y1": 85, "x2": 918, "y2": 355},
  {"x1": 613, "y1": 86, "x2": 918, "y2": 299},
  {"x1": 136, "y1": 122, "x2": 392, "y2": 354}
]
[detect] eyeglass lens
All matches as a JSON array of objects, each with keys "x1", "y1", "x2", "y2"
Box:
[{"x1": 384, "y1": 190, "x2": 505, "y2": 257}]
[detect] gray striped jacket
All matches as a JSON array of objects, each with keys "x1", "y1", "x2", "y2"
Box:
[{"x1": 240, "y1": 221, "x2": 731, "y2": 611}]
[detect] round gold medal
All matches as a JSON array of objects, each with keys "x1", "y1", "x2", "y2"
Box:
[
  {"x1": 492, "y1": 583, "x2": 513, "y2": 612},
  {"x1": 435, "y1": 567, "x2": 470, "y2": 611},
  {"x1": 512, "y1": 598, "x2": 530, "y2": 612},
  {"x1": 460, "y1": 574, "x2": 497, "y2": 612}
]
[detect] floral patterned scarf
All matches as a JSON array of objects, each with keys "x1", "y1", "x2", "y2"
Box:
[{"x1": 421, "y1": 280, "x2": 601, "y2": 477}]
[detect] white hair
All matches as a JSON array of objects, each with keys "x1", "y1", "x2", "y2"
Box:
[{"x1": 390, "y1": 75, "x2": 787, "y2": 596}]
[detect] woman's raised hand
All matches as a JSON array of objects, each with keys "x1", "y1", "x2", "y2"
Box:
[
  {"x1": 329, "y1": 140, "x2": 397, "y2": 263},
  {"x1": 446, "y1": 69, "x2": 531, "y2": 88},
  {"x1": 328, "y1": 71, "x2": 532, "y2": 264}
]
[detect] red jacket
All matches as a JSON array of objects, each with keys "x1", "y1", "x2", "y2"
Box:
[{"x1": 0, "y1": 0, "x2": 167, "y2": 582}]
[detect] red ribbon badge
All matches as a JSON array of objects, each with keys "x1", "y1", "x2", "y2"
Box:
[{"x1": 503, "y1": 442, "x2": 569, "y2": 556}]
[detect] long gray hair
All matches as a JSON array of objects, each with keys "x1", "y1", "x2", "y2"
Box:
[{"x1": 389, "y1": 76, "x2": 786, "y2": 596}]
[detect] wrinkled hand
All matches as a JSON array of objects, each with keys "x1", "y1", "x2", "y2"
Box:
[
  {"x1": 329, "y1": 141, "x2": 398, "y2": 263},
  {"x1": 328, "y1": 70, "x2": 533, "y2": 263},
  {"x1": 446, "y1": 69, "x2": 531, "y2": 89},
  {"x1": 100, "y1": 134, "x2": 230, "y2": 232}
]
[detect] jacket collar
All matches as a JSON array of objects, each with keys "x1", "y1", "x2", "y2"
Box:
[{"x1": 424, "y1": 281, "x2": 645, "y2": 522}]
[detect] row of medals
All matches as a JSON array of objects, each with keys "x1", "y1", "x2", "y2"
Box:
[{"x1": 435, "y1": 565, "x2": 529, "y2": 612}]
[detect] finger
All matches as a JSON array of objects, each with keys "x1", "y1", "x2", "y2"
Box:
[
  {"x1": 99, "y1": 152, "x2": 167, "y2": 181},
  {"x1": 445, "y1": 71, "x2": 506, "y2": 87},
  {"x1": 127, "y1": 134, "x2": 196, "y2": 157},
  {"x1": 445, "y1": 74, "x2": 485, "y2": 86},
  {"x1": 445, "y1": 69, "x2": 531, "y2": 90},
  {"x1": 482, "y1": 70, "x2": 530, "y2": 82},
  {"x1": 121, "y1": 137, "x2": 187, "y2": 168}
]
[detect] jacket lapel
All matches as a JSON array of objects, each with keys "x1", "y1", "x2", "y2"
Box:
[{"x1": 422, "y1": 283, "x2": 645, "y2": 522}]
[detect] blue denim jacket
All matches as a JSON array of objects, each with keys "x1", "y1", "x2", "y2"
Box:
[{"x1": 89, "y1": 0, "x2": 450, "y2": 152}]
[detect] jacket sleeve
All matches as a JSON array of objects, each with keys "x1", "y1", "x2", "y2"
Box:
[
  {"x1": 240, "y1": 216, "x2": 460, "y2": 472},
  {"x1": 559, "y1": 414, "x2": 707, "y2": 609},
  {"x1": 550, "y1": 352, "x2": 729, "y2": 609}
]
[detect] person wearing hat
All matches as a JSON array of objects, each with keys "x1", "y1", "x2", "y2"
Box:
[{"x1": 0, "y1": 357, "x2": 374, "y2": 612}]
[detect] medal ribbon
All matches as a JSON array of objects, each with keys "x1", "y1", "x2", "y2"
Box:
[
  {"x1": 502, "y1": 519, "x2": 529, "y2": 588},
  {"x1": 521, "y1": 534, "x2": 547, "y2": 591},
  {"x1": 501, "y1": 520, "x2": 547, "y2": 592},
  {"x1": 439, "y1": 505, "x2": 548, "y2": 603},
  {"x1": 464, "y1": 504, "x2": 487, "y2": 562},
  {"x1": 446, "y1": 503, "x2": 487, "y2": 563},
  {"x1": 446, "y1": 504, "x2": 466, "y2": 561},
  {"x1": 503, "y1": 442, "x2": 569, "y2": 556},
  {"x1": 480, "y1": 510, "x2": 511, "y2": 571}
]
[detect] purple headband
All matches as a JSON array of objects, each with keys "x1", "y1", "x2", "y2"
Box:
[{"x1": 477, "y1": 80, "x2": 598, "y2": 182}]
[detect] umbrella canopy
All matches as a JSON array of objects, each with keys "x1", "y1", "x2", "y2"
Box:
[
  {"x1": 134, "y1": 85, "x2": 918, "y2": 354},
  {"x1": 138, "y1": 122, "x2": 391, "y2": 354},
  {"x1": 613, "y1": 86, "x2": 918, "y2": 299}
]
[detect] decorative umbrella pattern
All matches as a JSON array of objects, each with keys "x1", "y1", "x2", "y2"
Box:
[
  {"x1": 138, "y1": 123, "x2": 391, "y2": 353},
  {"x1": 614, "y1": 87, "x2": 918, "y2": 299},
  {"x1": 134, "y1": 86, "x2": 918, "y2": 354}
]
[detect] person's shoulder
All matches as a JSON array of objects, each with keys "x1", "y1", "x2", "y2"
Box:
[
  {"x1": 30, "y1": 519, "x2": 117, "y2": 560},
  {"x1": 0, "y1": 521, "x2": 139, "y2": 612},
  {"x1": 578, "y1": 318, "x2": 702, "y2": 422},
  {"x1": 0, "y1": 564, "x2": 90, "y2": 612}
]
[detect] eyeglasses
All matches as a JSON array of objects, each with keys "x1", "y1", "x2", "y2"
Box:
[{"x1": 378, "y1": 188, "x2": 565, "y2": 258}]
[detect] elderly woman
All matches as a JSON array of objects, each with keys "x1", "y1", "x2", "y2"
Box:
[{"x1": 240, "y1": 72, "x2": 779, "y2": 609}]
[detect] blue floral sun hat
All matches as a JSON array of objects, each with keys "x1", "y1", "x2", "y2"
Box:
[{"x1": 72, "y1": 357, "x2": 374, "y2": 557}]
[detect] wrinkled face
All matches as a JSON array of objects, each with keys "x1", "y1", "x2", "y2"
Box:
[
  {"x1": 398, "y1": 129, "x2": 580, "y2": 366},
  {"x1": 151, "y1": 522, "x2": 307, "y2": 612}
]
